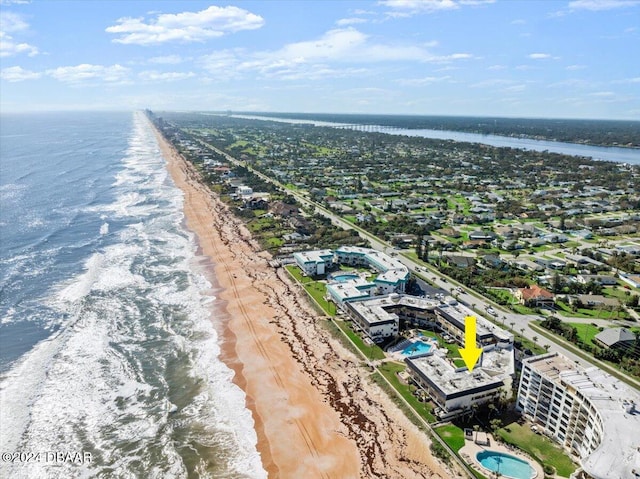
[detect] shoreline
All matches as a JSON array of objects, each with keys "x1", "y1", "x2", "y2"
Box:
[{"x1": 152, "y1": 120, "x2": 454, "y2": 478}]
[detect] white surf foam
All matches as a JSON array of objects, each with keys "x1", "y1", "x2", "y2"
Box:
[{"x1": 0, "y1": 111, "x2": 267, "y2": 479}]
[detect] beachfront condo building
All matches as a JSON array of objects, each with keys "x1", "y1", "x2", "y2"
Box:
[
  {"x1": 341, "y1": 293, "x2": 515, "y2": 417},
  {"x1": 333, "y1": 246, "x2": 409, "y2": 294},
  {"x1": 406, "y1": 353, "x2": 506, "y2": 420},
  {"x1": 516, "y1": 352, "x2": 640, "y2": 479},
  {"x1": 293, "y1": 249, "x2": 334, "y2": 276},
  {"x1": 294, "y1": 247, "x2": 409, "y2": 296}
]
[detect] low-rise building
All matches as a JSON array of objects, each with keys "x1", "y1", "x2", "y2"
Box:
[
  {"x1": 435, "y1": 301, "x2": 513, "y2": 347},
  {"x1": 344, "y1": 295, "x2": 400, "y2": 342},
  {"x1": 406, "y1": 354, "x2": 505, "y2": 420},
  {"x1": 293, "y1": 249, "x2": 334, "y2": 276},
  {"x1": 326, "y1": 279, "x2": 376, "y2": 308},
  {"x1": 334, "y1": 246, "x2": 409, "y2": 294},
  {"x1": 576, "y1": 274, "x2": 617, "y2": 286},
  {"x1": 516, "y1": 352, "x2": 640, "y2": 479},
  {"x1": 594, "y1": 327, "x2": 637, "y2": 351},
  {"x1": 515, "y1": 285, "x2": 555, "y2": 307}
]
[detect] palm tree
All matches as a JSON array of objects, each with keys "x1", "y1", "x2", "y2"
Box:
[
  {"x1": 520, "y1": 328, "x2": 525, "y2": 340},
  {"x1": 544, "y1": 344, "x2": 551, "y2": 352},
  {"x1": 510, "y1": 321, "x2": 515, "y2": 331},
  {"x1": 532, "y1": 335, "x2": 538, "y2": 344}
]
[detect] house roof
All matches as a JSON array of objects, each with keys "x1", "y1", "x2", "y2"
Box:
[
  {"x1": 519, "y1": 285, "x2": 554, "y2": 300},
  {"x1": 595, "y1": 327, "x2": 636, "y2": 347}
]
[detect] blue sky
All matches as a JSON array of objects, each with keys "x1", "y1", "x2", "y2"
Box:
[{"x1": 1, "y1": 0, "x2": 639, "y2": 119}]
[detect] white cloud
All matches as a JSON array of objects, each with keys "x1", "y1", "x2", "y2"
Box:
[
  {"x1": 566, "y1": 64, "x2": 586, "y2": 70},
  {"x1": 528, "y1": 53, "x2": 551, "y2": 59},
  {"x1": 488, "y1": 64, "x2": 507, "y2": 70},
  {"x1": 0, "y1": 65, "x2": 40, "y2": 81},
  {"x1": 397, "y1": 75, "x2": 451, "y2": 86},
  {"x1": 590, "y1": 91, "x2": 615, "y2": 96},
  {"x1": 379, "y1": 0, "x2": 495, "y2": 16},
  {"x1": 0, "y1": 11, "x2": 28, "y2": 32},
  {"x1": 201, "y1": 28, "x2": 471, "y2": 82},
  {"x1": 568, "y1": 0, "x2": 640, "y2": 11},
  {"x1": 46, "y1": 64, "x2": 130, "y2": 84},
  {"x1": 148, "y1": 54, "x2": 184, "y2": 64},
  {"x1": 139, "y1": 70, "x2": 195, "y2": 82},
  {"x1": 504, "y1": 84, "x2": 526, "y2": 92},
  {"x1": 106, "y1": 5, "x2": 264, "y2": 45},
  {"x1": 612, "y1": 76, "x2": 640, "y2": 83},
  {"x1": 0, "y1": 11, "x2": 39, "y2": 57},
  {"x1": 0, "y1": 32, "x2": 38, "y2": 57},
  {"x1": 511, "y1": 19, "x2": 526, "y2": 24},
  {"x1": 470, "y1": 78, "x2": 514, "y2": 88},
  {"x1": 336, "y1": 17, "x2": 368, "y2": 26}
]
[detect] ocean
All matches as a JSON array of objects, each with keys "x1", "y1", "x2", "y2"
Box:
[{"x1": 0, "y1": 111, "x2": 267, "y2": 479}]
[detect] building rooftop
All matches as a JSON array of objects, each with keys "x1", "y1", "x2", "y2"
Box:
[
  {"x1": 335, "y1": 246, "x2": 409, "y2": 284},
  {"x1": 594, "y1": 327, "x2": 636, "y2": 347},
  {"x1": 326, "y1": 279, "x2": 374, "y2": 304},
  {"x1": 435, "y1": 302, "x2": 513, "y2": 343},
  {"x1": 407, "y1": 354, "x2": 504, "y2": 398},
  {"x1": 293, "y1": 249, "x2": 333, "y2": 264},
  {"x1": 347, "y1": 296, "x2": 401, "y2": 326}
]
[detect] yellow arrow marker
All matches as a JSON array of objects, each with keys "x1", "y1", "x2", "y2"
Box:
[{"x1": 459, "y1": 315, "x2": 483, "y2": 372}]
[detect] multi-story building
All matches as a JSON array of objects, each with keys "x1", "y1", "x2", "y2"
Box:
[
  {"x1": 435, "y1": 302, "x2": 513, "y2": 347},
  {"x1": 293, "y1": 249, "x2": 334, "y2": 276},
  {"x1": 333, "y1": 246, "x2": 409, "y2": 294},
  {"x1": 344, "y1": 295, "x2": 401, "y2": 342},
  {"x1": 516, "y1": 353, "x2": 640, "y2": 479},
  {"x1": 406, "y1": 353, "x2": 506, "y2": 420}
]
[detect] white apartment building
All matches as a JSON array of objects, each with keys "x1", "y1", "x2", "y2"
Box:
[
  {"x1": 293, "y1": 249, "x2": 334, "y2": 276},
  {"x1": 406, "y1": 353, "x2": 506, "y2": 420},
  {"x1": 344, "y1": 295, "x2": 400, "y2": 342},
  {"x1": 334, "y1": 246, "x2": 409, "y2": 293},
  {"x1": 516, "y1": 353, "x2": 640, "y2": 479}
]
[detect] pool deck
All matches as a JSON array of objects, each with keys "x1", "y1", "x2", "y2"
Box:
[{"x1": 459, "y1": 431, "x2": 544, "y2": 479}]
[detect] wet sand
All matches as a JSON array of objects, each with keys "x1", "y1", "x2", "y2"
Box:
[{"x1": 153, "y1": 122, "x2": 454, "y2": 479}]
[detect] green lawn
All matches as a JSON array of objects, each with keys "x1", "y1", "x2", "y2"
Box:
[
  {"x1": 555, "y1": 300, "x2": 627, "y2": 320},
  {"x1": 435, "y1": 424, "x2": 466, "y2": 452},
  {"x1": 334, "y1": 320, "x2": 386, "y2": 360},
  {"x1": 285, "y1": 265, "x2": 335, "y2": 316},
  {"x1": 497, "y1": 423, "x2": 576, "y2": 477},
  {"x1": 286, "y1": 265, "x2": 312, "y2": 284},
  {"x1": 377, "y1": 362, "x2": 436, "y2": 423},
  {"x1": 568, "y1": 322, "x2": 601, "y2": 345},
  {"x1": 603, "y1": 287, "x2": 635, "y2": 301}
]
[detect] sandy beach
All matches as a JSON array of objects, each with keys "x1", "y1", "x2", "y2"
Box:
[{"x1": 154, "y1": 124, "x2": 453, "y2": 479}]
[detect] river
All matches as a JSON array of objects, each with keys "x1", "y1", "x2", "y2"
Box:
[{"x1": 229, "y1": 114, "x2": 640, "y2": 165}]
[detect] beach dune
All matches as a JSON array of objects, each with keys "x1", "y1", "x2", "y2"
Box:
[{"x1": 154, "y1": 122, "x2": 453, "y2": 479}]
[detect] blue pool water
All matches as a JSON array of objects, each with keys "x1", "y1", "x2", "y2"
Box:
[
  {"x1": 477, "y1": 450, "x2": 535, "y2": 479},
  {"x1": 401, "y1": 340, "x2": 432, "y2": 356},
  {"x1": 331, "y1": 274, "x2": 359, "y2": 283}
]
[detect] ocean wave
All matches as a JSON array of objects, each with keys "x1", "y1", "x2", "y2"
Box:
[{"x1": 0, "y1": 111, "x2": 266, "y2": 479}]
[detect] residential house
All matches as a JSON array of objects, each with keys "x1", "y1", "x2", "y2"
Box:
[
  {"x1": 594, "y1": 327, "x2": 637, "y2": 350},
  {"x1": 515, "y1": 285, "x2": 555, "y2": 307}
]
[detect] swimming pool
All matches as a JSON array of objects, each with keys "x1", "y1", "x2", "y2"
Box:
[
  {"x1": 476, "y1": 450, "x2": 535, "y2": 479},
  {"x1": 401, "y1": 340, "x2": 432, "y2": 356},
  {"x1": 330, "y1": 274, "x2": 359, "y2": 283}
]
